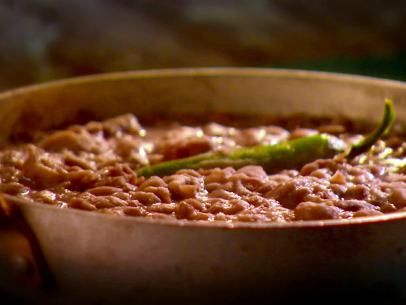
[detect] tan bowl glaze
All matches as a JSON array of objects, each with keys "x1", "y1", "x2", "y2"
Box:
[{"x1": 1, "y1": 68, "x2": 406, "y2": 304}]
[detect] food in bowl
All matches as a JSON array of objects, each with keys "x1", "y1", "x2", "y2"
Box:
[{"x1": 0, "y1": 99, "x2": 404, "y2": 223}]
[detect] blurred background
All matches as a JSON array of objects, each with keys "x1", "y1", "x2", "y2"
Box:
[{"x1": 1, "y1": 0, "x2": 406, "y2": 90}]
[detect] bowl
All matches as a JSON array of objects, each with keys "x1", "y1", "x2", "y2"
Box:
[{"x1": 1, "y1": 68, "x2": 406, "y2": 304}]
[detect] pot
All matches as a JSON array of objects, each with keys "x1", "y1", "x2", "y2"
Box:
[{"x1": 1, "y1": 68, "x2": 406, "y2": 304}]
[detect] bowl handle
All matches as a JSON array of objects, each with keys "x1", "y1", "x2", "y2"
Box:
[{"x1": 0, "y1": 193, "x2": 54, "y2": 290}]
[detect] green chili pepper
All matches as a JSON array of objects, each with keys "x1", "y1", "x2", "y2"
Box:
[
  {"x1": 137, "y1": 100, "x2": 394, "y2": 178},
  {"x1": 348, "y1": 99, "x2": 395, "y2": 159}
]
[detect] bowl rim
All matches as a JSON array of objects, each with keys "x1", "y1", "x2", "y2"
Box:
[
  {"x1": 3, "y1": 67, "x2": 406, "y2": 231},
  {"x1": 1, "y1": 67, "x2": 406, "y2": 100}
]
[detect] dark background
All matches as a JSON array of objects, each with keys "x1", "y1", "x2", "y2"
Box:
[{"x1": 1, "y1": 0, "x2": 406, "y2": 90}]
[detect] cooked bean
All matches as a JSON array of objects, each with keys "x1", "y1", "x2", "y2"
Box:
[
  {"x1": 269, "y1": 180, "x2": 312, "y2": 209},
  {"x1": 142, "y1": 186, "x2": 172, "y2": 203},
  {"x1": 209, "y1": 189, "x2": 241, "y2": 200},
  {"x1": 207, "y1": 199, "x2": 249, "y2": 215},
  {"x1": 22, "y1": 146, "x2": 67, "y2": 187},
  {"x1": 295, "y1": 202, "x2": 341, "y2": 220},
  {"x1": 311, "y1": 169, "x2": 331, "y2": 179},
  {"x1": 334, "y1": 200, "x2": 377, "y2": 212},
  {"x1": 29, "y1": 190, "x2": 57, "y2": 205},
  {"x1": 39, "y1": 130, "x2": 94, "y2": 152},
  {"x1": 69, "y1": 197, "x2": 97, "y2": 211},
  {"x1": 92, "y1": 196, "x2": 128, "y2": 209},
  {"x1": 149, "y1": 203, "x2": 176, "y2": 214},
  {"x1": 300, "y1": 162, "x2": 319, "y2": 176},
  {"x1": 237, "y1": 166, "x2": 267, "y2": 179},
  {"x1": 123, "y1": 207, "x2": 147, "y2": 217},
  {"x1": 132, "y1": 192, "x2": 161, "y2": 206},
  {"x1": 231, "y1": 173, "x2": 264, "y2": 191},
  {"x1": 0, "y1": 182, "x2": 29, "y2": 195},
  {"x1": 175, "y1": 201, "x2": 195, "y2": 219},
  {"x1": 330, "y1": 171, "x2": 346, "y2": 185},
  {"x1": 204, "y1": 167, "x2": 235, "y2": 184},
  {"x1": 344, "y1": 185, "x2": 369, "y2": 200},
  {"x1": 1, "y1": 112, "x2": 405, "y2": 223},
  {"x1": 388, "y1": 188, "x2": 406, "y2": 208},
  {"x1": 139, "y1": 176, "x2": 167, "y2": 189},
  {"x1": 205, "y1": 182, "x2": 224, "y2": 192},
  {"x1": 88, "y1": 186, "x2": 122, "y2": 196}
]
